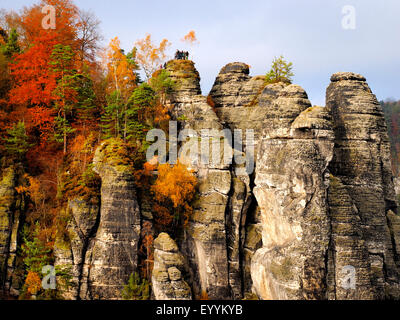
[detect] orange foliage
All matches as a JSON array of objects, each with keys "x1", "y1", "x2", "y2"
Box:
[
  {"x1": 135, "y1": 34, "x2": 171, "y2": 79},
  {"x1": 139, "y1": 221, "x2": 154, "y2": 280},
  {"x1": 20, "y1": 0, "x2": 78, "y2": 47},
  {"x1": 181, "y1": 30, "x2": 198, "y2": 45},
  {"x1": 7, "y1": 0, "x2": 81, "y2": 146},
  {"x1": 16, "y1": 185, "x2": 29, "y2": 194},
  {"x1": 152, "y1": 162, "x2": 196, "y2": 208},
  {"x1": 25, "y1": 271, "x2": 42, "y2": 295},
  {"x1": 151, "y1": 162, "x2": 197, "y2": 232},
  {"x1": 153, "y1": 101, "x2": 171, "y2": 124},
  {"x1": 143, "y1": 160, "x2": 157, "y2": 173},
  {"x1": 26, "y1": 175, "x2": 45, "y2": 209},
  {"x1": 199, "y1": 290, "x2": 209, "y2": 300},
  {"x1": 9, "y1": 0, "x2": 79, "y2": 106},
  {"x1": 207, "y1": 94, "x2": 217, "y2": 114},
  {"x1": 105, "y1": 37, "x2": 137, "y2": 101},
  {"x1": 153, "y1": 203, "x2": 174, "y2": 227}
]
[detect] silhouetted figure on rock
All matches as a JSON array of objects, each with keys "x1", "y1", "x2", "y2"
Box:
[{"x1": 175, "y1": 50, "x2": 190, "y2": 60}]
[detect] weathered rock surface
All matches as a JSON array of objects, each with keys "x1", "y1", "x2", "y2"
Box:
[
  {"x1": 152, "y1": 233, "x2": 192, "y2": 300},
  {"x1": 251, "y1": 88, "x2": 335, "y2": 300},
  {"x1": 0, "y1": 166, "x2": 24, "y2": 296},
  {"x1": 54, "y1": 197, "x2": 100, "y2": 300},
  {"x1": 209, "y1": 62, "x2": 285, "y2": 155},
  {"x1": 326, "y1": 72, "x2": 400, "y2": 299},
  {"x1": 250, "y1": 72, "x2": 400, "y2": 300},
  {"x1": 166, "y1": 60, "x2": 235, "y2": 299},
  {"x1": 55, "y1": 141, "x2": 141, "y2": 300},
  {"x1": 3, "y1": 62, "x2": 400, "y2": 301},
  {"x1": 85, "y1": 143, "x2": 141, "y2": 300}
]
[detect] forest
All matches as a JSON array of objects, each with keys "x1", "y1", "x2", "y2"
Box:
[{"x1": 0, "y1": 0, "x2": 202, "y2": 299}]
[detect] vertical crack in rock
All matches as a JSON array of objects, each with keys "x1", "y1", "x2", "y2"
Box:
[{"x1": 54, "y1": 197, "x2": 100, "y2": 300}]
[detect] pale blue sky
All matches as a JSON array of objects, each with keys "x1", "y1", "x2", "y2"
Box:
[{"x1": 2, "y1": 0, "x2": 400, "y2": 105}]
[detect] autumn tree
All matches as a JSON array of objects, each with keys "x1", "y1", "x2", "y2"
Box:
[
  {"x1": 139, "y1": 221, "x2": 154, "y2": 280},
  {"x1": 265, "y1": 55, "x2": 294, "y2": 84},
  {"x1": 135, "y1": 34, "x2": 171, "y2": 80},
  {"x1": 181, "y1": 30, "x2": 198, "y2": 46},
  {"x1": 105, "y1": 37, "x2": 138, "y2": 100},
  {"x1": 7, "y1": 0, "x2": 80, "y2": 146},
  {"x1": 103, "y1": 37, "x2": 139, "y2": 141},
  {"x1": 24, "y1": 271, "x2": 42, "y2": 296},
  {"x1": 151, "y1": 162, "x2": 197, "y2": 235},
  {"x1": 76, "y1": 9, "x2": 103, "y2": 69}
]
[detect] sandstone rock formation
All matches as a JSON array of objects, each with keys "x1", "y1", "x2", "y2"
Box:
[
  {"x1": 251, "y1": 87, "x2": 335, "y2": 300},
  {"x1": 54, "y1": 197, "x2": 100, "y2": 299},
  {"x1": 0, "y1": 166, "x2": 24, "y2": 296},
  {"x1": 250, "y1": 72, "x2": 400, "y2": 300},
  {"x1": 152, "y1": 233, "x2": 192, "y2": 300},
  {"x1": 326, "y1": 72, "x2": 400, "y2": 299},
  {"x1": 165, "y1": 60, "x2": 237, "y2": 299},
  {"x1": 2, "y1": 61, "x2": 400, "y2": 301},
  {"x1": 55, "y1": 140, "x2": 141, "y2": 300}
]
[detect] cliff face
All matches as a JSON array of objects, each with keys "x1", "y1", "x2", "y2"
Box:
[
  {"x1": 161, "y1": 61, "x2": 400, "y2": 300},
  {"x1": 326, "y1": 73, "x2": 400, "y2": 299},
  {"x1": 2, "y1": 61, "x2": 400, "y2": 301},
  {"x1": 165, "y1": 60, "x2": 239, "y2": 299},
  {"x1": 0, "y1": 166, "x2": 25, "y2": 297},
  {"x1": 251, "y1": 89, "x2": 334, "y2": 300},
  {"x1": 54, "y1": 140, "x2": 141, "y2": 300}
]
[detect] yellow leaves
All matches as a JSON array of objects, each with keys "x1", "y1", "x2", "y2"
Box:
[
  {"x1": 151, "y1": 162, "x2": 196, "y2": 208},
  {"x1": 135, "y1": 34, "x2": 171, "y2": 80},
  {"x1": 105, "y1": 36, "x2": 137, "y2": 100},
  {"x1": 16, "y1": 185, "x2": 29, "y2": 194},
  {"x1": 26, "y1": 175, "x2": 44, "y2": 208},
  {"x1": 17, "y1": 174, "x2": 46, "y2": 208},
  {"x1": 154, "y1": 102, "x2": 171, "y2": 124},
  {"x1": 25, "y1": 271, "x2": 42, "y2": 296},
  {"x1": 181, "y1": 30, "x2": 198, "y2": 45},
  {"x1": 143, "y1": 160, "x2": 157, "y2": 173}
]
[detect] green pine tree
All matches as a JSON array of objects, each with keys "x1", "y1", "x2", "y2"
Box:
[
  {"x1": 101, "y1": 90, "x2": 124, "y2": 139},
  {"x1": 74, "y1": 72, "x2": 97, "y2": 127},
  {"x1": 149, "y1": 69, "x2": 175, "y2": 105},
  {"x1": 125, "y1": 83, "x2": 156, "y2": 143},
  {"x1": 4, "y1": 121, "x2": 33, "y2": 161},
  {"x1": 50, "y1": 44, "x2": 78, "y2": 153},
  {"x1": 265, "y1": 55, "x2": 294, "y2": 84},
  {"x1": 2, "y1": 28, "x2": 20, "y2": 58},
  {"x1": 121, "y1": 272, "x2": 151, "y2": 300}
]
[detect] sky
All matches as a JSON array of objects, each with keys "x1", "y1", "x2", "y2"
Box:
[{"x1": 2, "y1": 0, "x2": 400, "y2": 106}]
